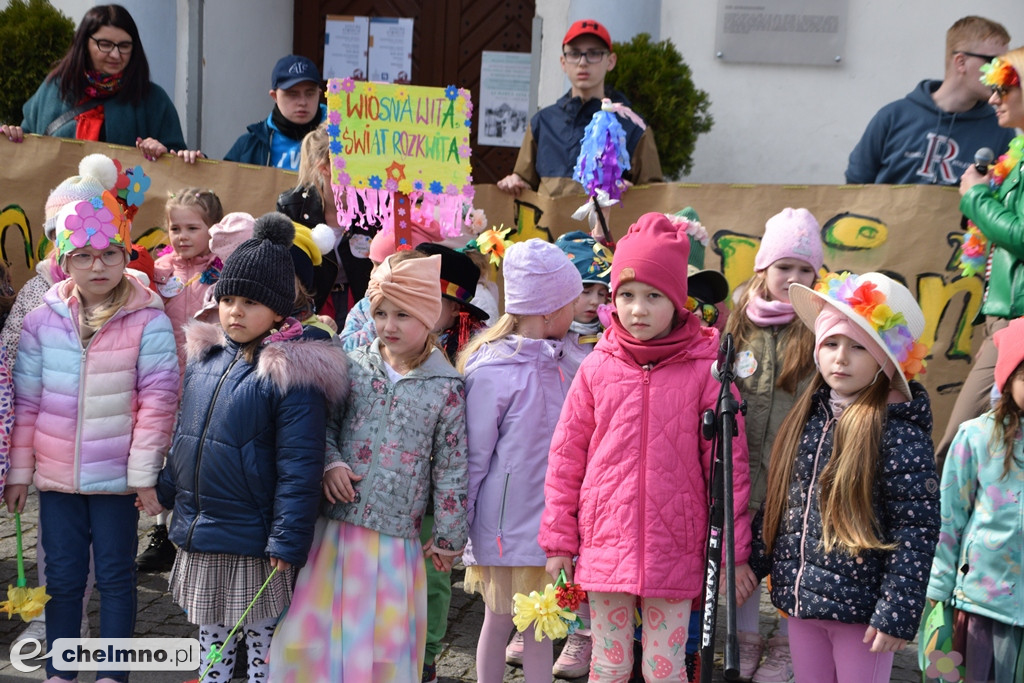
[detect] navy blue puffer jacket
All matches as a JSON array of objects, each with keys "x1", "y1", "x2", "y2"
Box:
[
  {"x1": 750, "y1": 381, "x2": 940, "y2": 640},
  {"x1": 157, "y1": 321, "x2": 349, "y2": 567}
]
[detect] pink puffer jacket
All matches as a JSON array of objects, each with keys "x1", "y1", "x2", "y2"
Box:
[
  {"x1": 540, "y1": 323, "x2": 751, "y2": 599},
  {"x1": 154, "y1": 251, "x2": 220, "y2": 374}
]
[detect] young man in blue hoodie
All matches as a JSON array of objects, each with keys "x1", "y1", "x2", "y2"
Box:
[
  {"x1": 845, "y1": 16, "x2": 1013, "y2": 186},
  {"x1": 225, "y1": 55, "x2": 326, "y2": 170}
]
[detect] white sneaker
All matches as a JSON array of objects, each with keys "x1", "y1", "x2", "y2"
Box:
[{"x1": 17, "y1": 618, "x2": 46, "y2": 643}]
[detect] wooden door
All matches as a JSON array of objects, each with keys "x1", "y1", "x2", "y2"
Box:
[{"x1": 293, "y1": 0, "x2": 535, "y2": 183}]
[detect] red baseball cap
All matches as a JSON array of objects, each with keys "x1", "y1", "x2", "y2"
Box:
[{"x1": 563, "y1": 19, "x2": 612, "y2": 49}]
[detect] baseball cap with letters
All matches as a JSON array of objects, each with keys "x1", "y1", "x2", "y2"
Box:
[
  {"x1": 271, "y1": 55, "x2": 322, "y2": 90},
  {"x1": 563, "y1": 19, "x2": 612, "y2": 49}
]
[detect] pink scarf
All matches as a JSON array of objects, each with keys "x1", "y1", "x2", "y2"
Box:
[{"x1": 746, "y1": 292, "x2": 795, "y2": 327}]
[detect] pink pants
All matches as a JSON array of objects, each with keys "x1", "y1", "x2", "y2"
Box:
[
  {"x1": 788, "y1": 617, "x2": 894, "y2": 683},
  {"x1": 589, "y1": 591, "x2": 691, "y2": 682}
]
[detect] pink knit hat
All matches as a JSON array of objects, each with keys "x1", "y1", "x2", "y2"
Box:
[
  {"x1": 503, "y1": 239, "x2": 582, "y2": 315},
  {"x1": 208, "y1": 212, "x2": 256, "y2": 261},
  {"x1": 993, "y1": 317, "x2": 1024, "y2": 393},
  {"x1": 611, "y1": 212, "x2": 691, "y2": 314},
  {"x1": 754, "y1": 207, "x2": 824, "y2": 273},
  {"x1": 368, "y1": 212, "x2": 444, "y2": 264},
  {"x1": 44, "y1": 154, "x2": 118, "y2": 241}
]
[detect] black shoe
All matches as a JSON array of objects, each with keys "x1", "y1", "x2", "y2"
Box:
[{"x1": 136, "y1": 523, "x2": 177, "y2": 572}]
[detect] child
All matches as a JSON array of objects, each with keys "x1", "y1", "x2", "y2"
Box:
[
  {"x1": 415, "y1": 243, "x2": 489, "y2": 362},
  {"x1": 556, "y1": 229, "x2": 612, "y2": 379},
  {"x1": 139, "y1": 187, "x2": 224, "y2": 574},
  {"x1": 458, "y1": 238, "x2": 582, "y2": 683},
  {"x1": 725, "y1": 207, "x2": 823, "y2": 682},
  {"x1": 540, "y1": 213, "x2": 754, "y2": 681},
  {"x1": 752, "y1": 271, "x2": 940, "y2": 682},
  {"x1": 926, "y1": 315, "x2": 1024, "y2": 683},
  {"x1": 270, "y1": 250, "x2": 469, "y2": 682},
  {"x1": 156, "y1": 213, "x2": 348, "y2": 682},
  {"x1": 5, "y1": 181, "x2": 180, "y2": 683}
]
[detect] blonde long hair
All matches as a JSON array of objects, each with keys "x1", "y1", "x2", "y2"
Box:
[
  {"x1": 726, "y1": 271, "x2": 816, "y2": 394},
  {"x1": 296, "y1": 122, "x2": 331, "y2": 204},
  {"x1": 761, "y1": 370, "x2": 895, "y2": 556}
]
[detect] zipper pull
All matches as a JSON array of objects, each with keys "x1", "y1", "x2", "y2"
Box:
[
  {"x1": 496, "y1": 532, "x2": 504, "y2": 558},
  {"x1": 642, "y1": 365, "x2": 651, "y2": 384},
  {"x1": 558, "y1": 366, "x2": 565, "y2": 383}
]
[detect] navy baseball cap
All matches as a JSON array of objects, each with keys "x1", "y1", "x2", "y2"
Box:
[{"x1": 271, "y1": 55, "x2": 322, "y2": 90}]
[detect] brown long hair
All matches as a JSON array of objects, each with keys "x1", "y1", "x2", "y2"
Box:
[
  {"x1": 726, "y1": 271, "x2": 816, "y2": 394},
  {"x1": 762, "y1": 370, "x2": 895, "y2": 556},
  {"x1": 990, "y1": 361, "x2": 1024, "y2": 479},
  {"x1": 49, "y1": 5, "x2": 152, "y2": 105}
]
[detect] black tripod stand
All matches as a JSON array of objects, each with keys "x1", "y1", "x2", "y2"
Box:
[{"x1": 699, "y1": 333, "x2": 745, "y2": 682}]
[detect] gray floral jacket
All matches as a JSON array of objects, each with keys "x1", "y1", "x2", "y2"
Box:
[{"x1": 323, "y1": 339, "x2": 469, "y2": 552}]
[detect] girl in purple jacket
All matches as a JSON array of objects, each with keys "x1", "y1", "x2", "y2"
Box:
[
  {"x1": 456, "y1": 239, "x2": 582, "y2": 683},
  {"x1": 540, "y1": 213, "x2": 755, "y2": 682}
]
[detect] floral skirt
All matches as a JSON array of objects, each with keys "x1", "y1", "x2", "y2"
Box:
[
  {"x1": 463, "y1": 565, "x2": 550, "y2": 615},
  {"x1": 269, "y1": 518, "x2": 427, "y2": 682}
]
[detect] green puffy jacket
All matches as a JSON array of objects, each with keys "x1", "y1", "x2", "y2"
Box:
[{"x1": 961, "y1": 158, "x2": 1024, "y2": 319}]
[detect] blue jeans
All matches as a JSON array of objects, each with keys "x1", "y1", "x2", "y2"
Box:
[{"x1": 39, "y1": 491, "x2": 139, "y2": 682}]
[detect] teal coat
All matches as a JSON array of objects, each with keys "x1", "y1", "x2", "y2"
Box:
[
  {"x1": 927, "y1": 412, "x2": 1024, "y2": 626},
  {"x1": 21, "y1": 78, "x2": 186, "y2": 150},
  {"x1": 961, "y1": 156, "x2": 1024, "y2": 319}
]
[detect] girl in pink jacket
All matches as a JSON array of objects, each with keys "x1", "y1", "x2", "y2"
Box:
[
  {"x1": 540, "y1": 213, "x2": 755, "y2": 682},
  {"x1": 5, "y1": 180, "x2": 179, "y2": 683}
]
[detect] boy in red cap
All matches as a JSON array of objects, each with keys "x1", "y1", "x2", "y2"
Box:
[{"x1": 498, "y1": 19, "x2": 662, "y2": 198}]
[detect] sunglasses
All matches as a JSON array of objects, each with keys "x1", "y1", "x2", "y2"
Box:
[
  {"x1": 686, "y1": 296, "x2": 720, "y2": 325},
  {"x1": 991, "y1": 84, "x2": 1019, "y2": 99},
  {"x1": 955, "y1": 50, "x2": 999, "y2": 62}
]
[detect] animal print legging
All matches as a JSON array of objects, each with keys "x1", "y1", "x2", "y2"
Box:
[
  {"x1": 588, "y1": 592, "x2": 692, "y2": 682},
  {"x1": 197, "y1": 617, "x2": 276, "y2": 681}
]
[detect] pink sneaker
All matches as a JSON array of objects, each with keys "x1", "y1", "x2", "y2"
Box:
[
  {"x1": 737, "y1": 631, "x2": 764, "y2": 680},
  {"x1": 752, "y1": 636, "x2": 793, "y2": 683},
  {"x1": 553, "y1": 632, "x2": 592, "y2": 679},
  {"x1": 505, "y1": 630, "x2": 525, "y2": 666}
]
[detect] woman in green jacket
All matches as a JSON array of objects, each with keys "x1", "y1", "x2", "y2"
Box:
[{"x1": 937, "y1": 46, "x2": 1024, "y2": 470}]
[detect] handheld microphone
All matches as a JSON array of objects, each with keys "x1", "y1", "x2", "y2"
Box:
[
  {"x1": 711, "y1": 334, "x2": 736, "y2": 382},
  {"x1": 974, "y1": 147, "x2": 995, "y2": 175}
]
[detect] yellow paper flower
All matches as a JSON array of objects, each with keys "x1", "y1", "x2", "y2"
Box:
[
  {"x1": 1, "y1": 585, "x2": 51, "y2": 622},
  {"x1": 512, "y1": 584, "x2": 576, "y2": 642}
]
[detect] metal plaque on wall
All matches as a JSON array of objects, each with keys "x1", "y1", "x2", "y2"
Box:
[{"x1": 715, "y1": 0, "x2": 849, "y2": 66}]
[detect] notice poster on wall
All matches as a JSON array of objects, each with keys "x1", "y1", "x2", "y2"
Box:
[
  {"x1": 323, "y1": 15, "x2": 370, "y2": 80},
  {"x1": 368, "y1": 17, "x2": 413, "y2": 84},
  {"x1": 478, "y1": 51, "x2": 532, "y2": 147}
]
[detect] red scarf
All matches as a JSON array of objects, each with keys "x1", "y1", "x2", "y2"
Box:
[
  {"x1": 75, "y1": 70, "x2": 123, "y2": 141},
  {"x1": 610, "y1": 309, "x2": 703, "y2": 366}
]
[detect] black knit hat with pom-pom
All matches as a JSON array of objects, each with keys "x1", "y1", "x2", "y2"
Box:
[{"x1": 215, "y1": 212, "x2": 296, "y2": 317}]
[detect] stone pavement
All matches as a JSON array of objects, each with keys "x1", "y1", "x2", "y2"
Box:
[{"x1": 0, "y1": 495, "x2": 924, "y2": 682}]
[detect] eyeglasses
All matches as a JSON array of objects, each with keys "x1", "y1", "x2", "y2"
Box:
[
  {"x1": 90, "y1": 36, "x2": 133, "y2": 54},
  {"x1": 955, "y1": 50, "x2": 999, "y2": 62},
  {"x1": 991, "y1": 84, "x2": 1018, "y2": 99},
  {"x1": 67, "y1": 249, "x2": 125, "y2": 270},
  {"x1": 562, "y1": 49, "x2": 608, "y2": 64},
  {"x1": 686, "y1": 296, "x2": 720, "y2": 326}
]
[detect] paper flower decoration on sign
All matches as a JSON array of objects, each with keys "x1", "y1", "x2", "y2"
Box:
[{"x1": 326, "y1": 80, "x2": 474, "y2": 237}]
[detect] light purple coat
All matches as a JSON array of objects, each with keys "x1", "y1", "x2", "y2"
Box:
[{"x1": 462, "y1": 335, "x2": 576, "y2": 567}]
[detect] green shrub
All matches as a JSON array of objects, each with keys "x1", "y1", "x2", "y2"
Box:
[
  {"x1": 605, "y1": 33, "x2": 713, "y2": 179},
  {"x1": 0, "y1": 0, "x2": 74, "y2": 125}
]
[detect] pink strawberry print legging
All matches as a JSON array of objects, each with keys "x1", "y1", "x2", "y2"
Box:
[{"x1": 589, "y1": 592, "x2": 692, "y2": 681}]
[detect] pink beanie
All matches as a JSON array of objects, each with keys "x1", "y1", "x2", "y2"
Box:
[
  {"x1": 504, "y1": 239, "x2": 582, "y2": 315},
  {"x1": 993, "y1": 317, "x2": 1024, "y2": 393},
  {"x1": 209, "y1": 212, "x2": 256, "y2": 261},
  {"x1": 44, "y1": 154, "x2": 118, "y2": 240},
  {"x1": 754, "y1": 207, "x2": 824, "y2": 272},
  {"x1": 611, "y1": 213, "x2": 691, "y2": 314},
  {"x1": 368, "y1": 213, "x2": 444, "y2": 264},
  {"x1": 813, "y1": 307, "x2": 894, "y2": 380}
]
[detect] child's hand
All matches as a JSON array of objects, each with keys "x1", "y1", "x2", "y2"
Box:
[
  {"x1": 318, "y1": 315, "x2": 339, "y2": 333},
  {"x1": 545, "y1": 555, "x2": 574, "y2": 583},
  {"x1": 430, "y1": 553, "x2": 454, "y2": 572},
  {"x1": 734, "y1": 563, "x2": 759, "y2": 605},
  {"x1": 323, "y1": 466, "x2": 362, "y2": 504},
  {"x1": 270, "y1": 557, "x2": 292, "y2": 573},
  {"x1": 4, "y1": 484, "x2": 27, "y2": 513},
  {"x1": 863, "y1": 626, "x2": 907, "y2": 653},
  {"x1": 136, "y1": 487, "x2": 164, "y2": 516}
]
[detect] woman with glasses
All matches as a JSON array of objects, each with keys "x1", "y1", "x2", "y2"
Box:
[
  {"x1": 936, "y1": 48, "x2": 1024, "y2": 474},
  {"x1": 1, "y1": 4, "x2": 195, "y2": 162}
]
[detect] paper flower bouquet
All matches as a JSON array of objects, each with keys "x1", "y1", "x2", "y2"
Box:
[{"x1": 512, "y1": 570, "x2": 585, "y2": 642}]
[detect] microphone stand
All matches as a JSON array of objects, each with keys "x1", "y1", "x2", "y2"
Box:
[{"x1": 700, "y1": 333, "x2": 743, "y2": 682}]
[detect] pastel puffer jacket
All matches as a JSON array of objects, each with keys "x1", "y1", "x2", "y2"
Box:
[
  {"x1": 10, "y1": 276, "x2": 180, "y2": 493},
  {"x1": 462, "y1": 335, "x2": 577, "y2": 568},
  {"x1": 154, "y1": 251, "x2": 221, "y2": 374},
  {"x1": 540, "y1": 323, "x2": 751, "y2": 599}
]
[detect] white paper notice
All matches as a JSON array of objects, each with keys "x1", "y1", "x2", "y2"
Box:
[
  {"x1": 478, "y1": 51, "x2": 532, "y2": 148},
  {"x1": 323, "y1": 15, "x2": 369, "y2": 80},
  {"x1": 368, "y1": 17, "x2": 413, "y2": 84}
]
